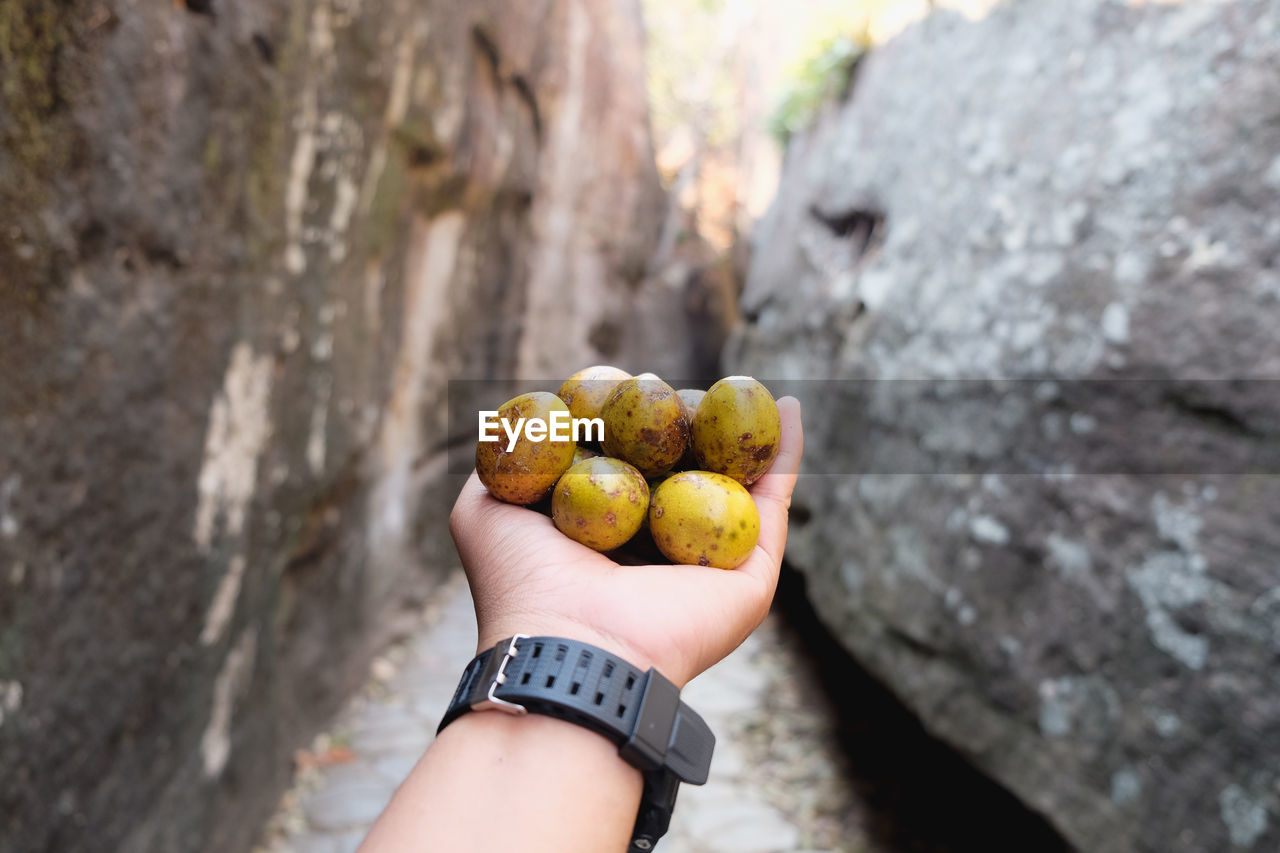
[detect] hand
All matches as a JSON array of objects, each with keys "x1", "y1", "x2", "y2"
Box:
[{"x1": 449, "y1": 397, "x2": 803, "y2": 687}]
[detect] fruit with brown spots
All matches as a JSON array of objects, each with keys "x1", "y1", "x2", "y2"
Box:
[
  {"x1": 557, "y1": 365, "x2": 632, "y2": 423},
  {"x1": 476, "y1": 392, "x2": 576, "y2": 505},
  {"x1": 649, "y1": 471, "x2": 759, "y2": 569},
  {"x1": 636, "y1": 471, "x2": 676, "y2": 534},
  {"x1": 572, "y1": 444, "x2": 599, "y2": 466},
  {"x1": 552, "y1": 457, "x2": 650, "y2": 551},
  {"x1": 674, "y1": 389, "x2": 705, "y2": 469},
  {"x1": 691, "y1": 376, "x2": 780, "y2": 486},
  {"x1": 600, "y1": 377, "x2": 690, "y2": 477}
]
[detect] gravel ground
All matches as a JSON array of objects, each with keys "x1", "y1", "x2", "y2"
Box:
[{"x1": 255, "y1": 570, "x2": 868, "y2": 853}]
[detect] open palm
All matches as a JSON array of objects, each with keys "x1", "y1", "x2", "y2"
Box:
[{"x1": 449, "y1": 397, "x2": 803, "y2": 686}]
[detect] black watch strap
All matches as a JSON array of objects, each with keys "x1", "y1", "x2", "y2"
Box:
[{"x1": 437, "y1": 635, "x2": 715, "y2": 851}]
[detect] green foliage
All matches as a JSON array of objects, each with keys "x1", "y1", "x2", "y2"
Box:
[{"x1": 768, "y1": 31, "x2": 869, "y2": 147}]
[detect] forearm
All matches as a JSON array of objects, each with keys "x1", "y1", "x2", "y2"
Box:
[{"x1": 359, "y1": 709, "x2": 644, "y2": 853}]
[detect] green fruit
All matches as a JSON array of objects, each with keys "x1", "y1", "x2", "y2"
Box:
[
  {"x1": 691, "y1": 376, "x2": 780, "y2": 486},
  {"x1": 557, "y1": 365, "x2": 632, "y2": 423},
  {"x1": 649, "y1": 471, "x2": 760, "y2": 569},
  {"x1": 600, "y1": 377, "x2": 690, "y2": 477},
  {"x1": 476, "y1": 392, "x2": 576, "y2": 505},
  {"x1": 552, "y1": 457, "x2": 649, "y2": 551}
]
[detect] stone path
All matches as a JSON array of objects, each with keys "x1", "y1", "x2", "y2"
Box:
[{"x1": 257, "y1": 570, "x2": 867, "y2": 853}]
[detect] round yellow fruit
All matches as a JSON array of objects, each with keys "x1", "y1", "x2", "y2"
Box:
[
  {"x1": 649, "y1": 471, "x2": 760, "y2": 569},
  {"x1": 552, "y1": 457, "x2": 649, "y2": 551},
  {"x1": 557, "y1": 365, "x2": 632, "y2": 423},
  {"x1": 691, "y1": 376, "x2": 780, "y2": 486},
  {"x1": 600, "y1": 377, "x2": 690, "y2": 477},
  {"x1": 476, "y1": 392, "x2": 576, "y2": 505}
]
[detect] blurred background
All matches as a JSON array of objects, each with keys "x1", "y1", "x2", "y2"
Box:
[{"x1": 2, "y1": 0, "x2": 1279, "y2": 851}]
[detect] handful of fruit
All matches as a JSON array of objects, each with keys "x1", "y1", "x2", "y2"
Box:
[{"x1": 475, "y1": 367, "x2": 782, "y2": 569}]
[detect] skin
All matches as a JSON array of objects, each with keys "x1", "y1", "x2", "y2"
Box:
[
  {"x1": 359, "y1": 397, "x2": 803, "y2": 853},
  {"x1": 649, "y1": 471, "x2": 760, "y2": 569},
  {"x1": 692, "y1": 377, "x2": 781, "y2": 485},
  {"x1": 551, "y1": 457, "x2": 649, "y2": 551},
  {"x1": 476, "y1": 392, "x2": 577, "y2": 504}
]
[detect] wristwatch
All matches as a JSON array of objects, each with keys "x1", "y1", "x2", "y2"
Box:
[{"x1": 438, "y1": 635, "x2": 716, "y2": 851}]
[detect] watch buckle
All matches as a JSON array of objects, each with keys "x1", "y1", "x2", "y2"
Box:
[{"x1": 471, "y1": 633, "x2": 530, "y2": 716}]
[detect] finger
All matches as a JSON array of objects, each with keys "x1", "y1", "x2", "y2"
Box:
[
  {"x1": 657, "y1": 560, "x2": 782, "y2": 675},
  {"x1": 747, "y1": 394, "x2": 798, "y2": 548},
  {"x1": 452, "y1": 469, "x2": 489, "y2": 517},
  {"x1": 449, "y1": 471, "x2": 497, "y2": 565},
  {"x1": 452, "y1": 469, "x2": 553, "y2": 526},
  {"x1": 450, "y1": 470, "x2": 556, "y2": 558},
  {"x1": 449, "y1": 470, "x2": 509, "y2": 540},
  {"x1": 743, "y1": 395, "x2": 802, "y2": 569},
  {"x1": 732, "y1": 514, "x2": 790, "y2": 618},
  {"x1": 750, "y1": 396, "x2": 803, "y2": 511}
]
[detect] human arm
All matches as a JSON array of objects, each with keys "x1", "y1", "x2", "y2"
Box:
[{"x1": 359, "y1": 396, "x2": 804, "y2": 853}]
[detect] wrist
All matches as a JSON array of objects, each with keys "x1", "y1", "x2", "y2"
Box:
[
  {"x1": 417, "y1": 708, "x2": 643, "y2": 853},
  {"x1": 438, "y1": 706, "x2": 645, "y2": 782},
  {"x1": 442, "y1": 633, "x2": 717, "y2": 851},
  {"x1": 476, "y1": 618, "x2": 661, "y2": 682}
]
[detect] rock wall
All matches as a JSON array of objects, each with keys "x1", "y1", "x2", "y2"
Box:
[
  {"x1": 729, "y1": 1, "x2": 1280, "y2": 851},
  {"x1": 0, "y1": 1, "x2": 684, "y2": 851}
]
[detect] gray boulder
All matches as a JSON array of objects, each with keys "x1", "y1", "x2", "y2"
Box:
[
  {"x1": 729, "y1": 1, "x2": 1280, "y2": 851},
  {"x1": 0, "y1": 1, "x2": 685, "y2": 852}
]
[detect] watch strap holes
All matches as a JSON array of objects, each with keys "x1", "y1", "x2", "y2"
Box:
[
  {"x1": 521, "y1": 671, "x2": 531, "y2": 685},
  {"x1": 570, "y1": 653, "x2": 591, "y2": 698},
  {"x1": 625, "y1": 674, "x2": 636, "y2": 690},
  {"x1": 594, "y1": 691, "x2": 605, "y2": 705},
  {"x1": 617, "y1": 703, "x2": 627, "y2": 718},
  {"x1": 545, "y1": 675, "x2": 556, "y2": 688},
  {"x1": 603, "y1": 662, "x2": 615, "y2": 678},
  {"x1": 532, "y1": 643, "x2": 542, "y2": 658}
]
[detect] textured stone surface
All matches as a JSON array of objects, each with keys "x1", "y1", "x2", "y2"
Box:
[
  {"x1": 729, "y1": 1, "x2": 1280, "y2": 852},
  {"x1": 0, "y1": 2, "x2": 693, "y2": 852}
]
